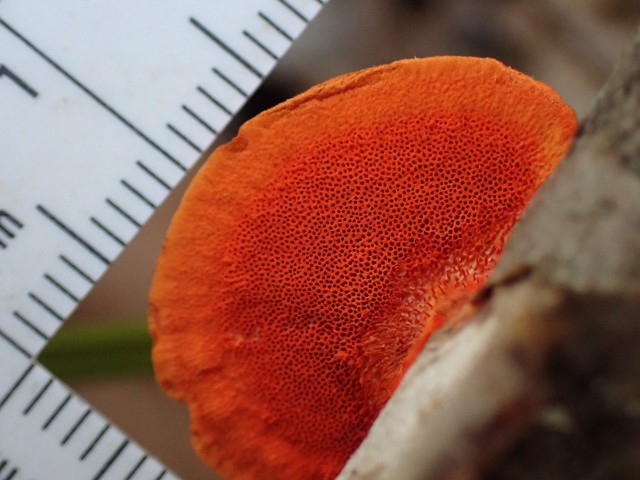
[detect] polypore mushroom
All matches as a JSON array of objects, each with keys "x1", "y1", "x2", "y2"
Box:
[{"x1": 149, "y1": 57, "x2": 577, "y2": 480}]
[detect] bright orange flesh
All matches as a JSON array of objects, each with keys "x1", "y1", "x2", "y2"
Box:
[{"x1": 149, "y1": 57, "x2": 577, "y2": 480}]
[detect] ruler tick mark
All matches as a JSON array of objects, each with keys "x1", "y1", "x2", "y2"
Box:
[
  {"x1": 44, "y1": 273, "x2": 80, "y2": 303},
  {"x1": 196, "y1": 86, "x2": 233, "y2": 116},
  {"x1": 136, "y1": 161, "x2": 171, "y2": 191},
  {"x1": 258, "y1": 11, "x2": 294, "y2": 41},
  {"x1": 190, "y1": 17, "x2": 264, "y2": 78},
  {"x1": 166, "y1": 124, "x2": 203, "y2": 154},
  {"x1": 106, "y1": 199, "x2": 142, "y2": 228},
  {"x1": 23, "y1": 378, "x2": 53, "y2": 415},
  {"x1": 0, "y1": 64, "x2": 38, "y2": 97},
  {"x1": 0, "y1": 18, "x2": 186, "y2": 172},
  {"x1": 0, "y1": 462, "x2": 19, "y2": 480},
  {"x1": 155, "y1": 470, "x2": 167, "y2": 480},
  {"x1": 61, "y1": 408, "x2": 91, "y2": 445},
  {"x1": 28, "y1": 292, "x2": 64, "y2": 321},
  {"x1": 12, "y1": 311, "x2": 49, "y2": 340},
  {"x1": 124, "y1": 455, "x2": 147, "y2": 480},
  {"x1": 243, "y1": 30, "x2": 279, "y2": 60},
  {"x1": 0, "y1": 364, "x2": 34, "y2": 410},
  {"x1": 276, "y1": 0, "x2": 310, "y2": 22},
  {"x1": 42, "y1": 393, "x2": 71, "y2": 430},
  {"x1": 92, "y1": 439, "x2": 129, "y2": 480},
  {"x1": 213, "y1": 68, "x2": 248, "y2": 97},
  {"x1": 0, "y1": 210, "x2": 24, "y2": 250},
  {"x1": 182, "y1": 105, "x2": 218, "y2": 135},
  {"x1": 80, "y1": 425, "x2": 110, "y2": 461},
  {"x1": 37, "y1": 205, "x2": 110, "y2": 265},
  {"x1": 3, "y1": 468, "x2": 17, "y2": 480},
  {"x1": 121, "y1": 180, "x2": 157, "y2": 209},
  {"x1": 0, "y1": 328, "x2": 32, "y2": 358},
  {"x1": 90, "y1": 217, "x2": 126, "y2": 247},
  {"x1": 59, "y1": 254, "x2": 96, "y2": 285}
]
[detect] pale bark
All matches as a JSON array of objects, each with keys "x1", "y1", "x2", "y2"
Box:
[{"x1": 338, "y1": 28, "x2": 640, "y2": 480}]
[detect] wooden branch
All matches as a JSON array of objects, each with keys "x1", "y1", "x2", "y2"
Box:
[
  {"x1": 479, "y1": 25, "x2": 640, "y2": 480},
  {"x1": 338, "y1": 29, "x2": 640, "y2": 480}
]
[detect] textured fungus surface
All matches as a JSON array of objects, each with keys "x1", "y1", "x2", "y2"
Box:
[{"x1": 149, "y1": 57, "x2": 577, "y2": 480}]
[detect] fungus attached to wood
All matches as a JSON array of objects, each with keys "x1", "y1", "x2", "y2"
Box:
[{"x1": 149, "y1": 57, "x2": 577, "y2": 480}]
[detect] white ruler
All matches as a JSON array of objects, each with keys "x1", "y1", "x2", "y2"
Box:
[{"x1": 0, "y1": 1, "x2": 326, "y2": 478}]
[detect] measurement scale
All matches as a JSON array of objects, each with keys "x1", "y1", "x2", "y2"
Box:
[{"x1": 0, "y1": 1, "x2": 327, "y2": 478}]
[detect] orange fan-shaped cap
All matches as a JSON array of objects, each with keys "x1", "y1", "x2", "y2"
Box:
[{"x1": 149, "y1": 57, "x2": 577, "y2": 480}]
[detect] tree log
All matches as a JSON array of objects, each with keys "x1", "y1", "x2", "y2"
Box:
[{"x1": 338, "y1": 28, "x2": 640, "y2": 480}]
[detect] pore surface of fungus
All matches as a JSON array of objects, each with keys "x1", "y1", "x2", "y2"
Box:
[{"x1": 149, "y1": 57, "x2": 577, "y2": 480}]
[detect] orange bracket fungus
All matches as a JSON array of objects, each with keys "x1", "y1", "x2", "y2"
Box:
[{"x1": 149, "y1": 57, "x2": 577, "y2": 480}]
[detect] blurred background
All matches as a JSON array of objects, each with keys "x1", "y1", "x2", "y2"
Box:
[{"x1": 39, "y1": 0, "x2": 640, "y2": 478}]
